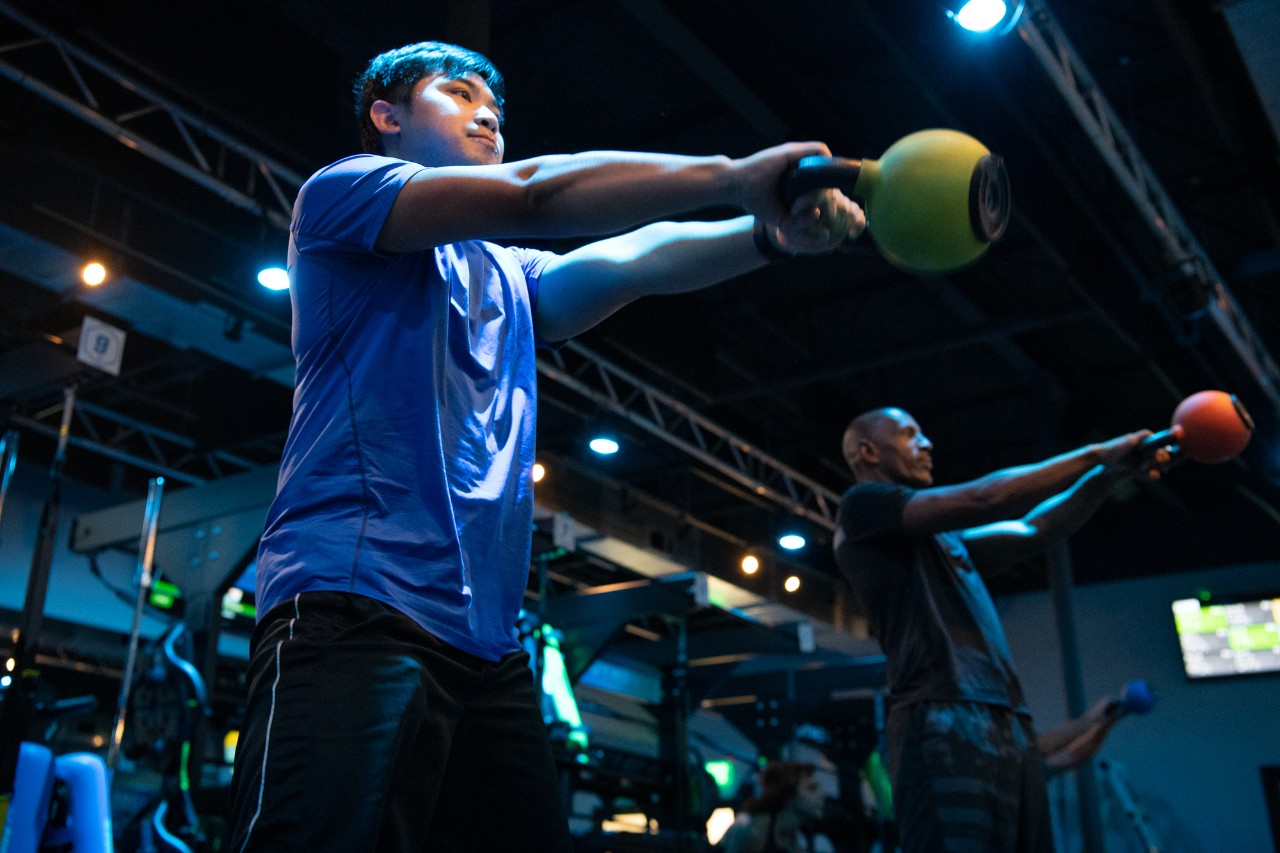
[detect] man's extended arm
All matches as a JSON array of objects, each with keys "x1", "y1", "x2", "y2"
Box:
[
  {"x1": 899, "y1": 433, "x2": 1148, "y2": 538},
  {"x1": 533, "y1": 210, "x2": 862, "y2": 341},
  {"x1": 1038, "y1": 696, "x2": 1122, "y2": 775},
  {"x1": 375, "y1": 143, "x2": 848, "y2": 252},
  {"x1": 959, "y1": 433, "x2": 1152, "y2": 570},
  {"x1": 374, "y1": 144, "x2": 864, "y2": 342}
]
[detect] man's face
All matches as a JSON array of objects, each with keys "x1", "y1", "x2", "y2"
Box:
[
  {"x1": 384, "y1": 73, "x2": 504, "y2": 167},
  {"x1": 868, "y1": 408, "x2": 934, "y2": 488}
]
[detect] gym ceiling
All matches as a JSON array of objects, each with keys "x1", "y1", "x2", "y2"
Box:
[{"x1": 1, "y1": 0, "x2": 1278, "y2": 621}]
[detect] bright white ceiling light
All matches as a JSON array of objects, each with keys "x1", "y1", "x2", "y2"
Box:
[
  {"x1": 948, "y1": 0, "x2": 1024, "y2": 35},
  {"x1": 588, "y1": 436, "x2": 619, "y2": 455},
  {"x1": 777, "y1": 533, "x2": 806, "y2": 550},
  {"x1": 257, "y1": 266, "x2": 290, "y2": 291}
]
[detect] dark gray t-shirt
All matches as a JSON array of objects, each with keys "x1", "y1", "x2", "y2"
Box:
[{"x1": 833, "y1": 481, "x2": 1028, "y2": 713}]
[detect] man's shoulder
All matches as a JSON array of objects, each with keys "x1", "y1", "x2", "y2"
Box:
[
  {"x1": 304, "y1": 153, "x2": 417, "y2": 188},
  {"x1": 292, "y1": 155, "x2": 428, "y2": 247},
  {"x1": 840, "y1": 480, "x2": 910, "y2": 506},
  {"x1": 837, "y1": 481, "x2": 914, "y2": 542}
]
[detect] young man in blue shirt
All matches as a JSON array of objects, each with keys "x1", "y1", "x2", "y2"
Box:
[{"x1": 227, "y1": 40, "x2": 865, "y2": 851}]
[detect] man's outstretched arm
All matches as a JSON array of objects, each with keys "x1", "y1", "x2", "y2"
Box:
[
  {"x1": 959, "y1": 431, "x2": 1152, "y2": 571},
  {"x1": 898, "y1": 432, "x2": 1149, "y2": 539}
]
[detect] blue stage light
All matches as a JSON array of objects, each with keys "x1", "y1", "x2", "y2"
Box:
[
  {"x1": 947, "y1": 0, "x2": 1024, "y2": 35},
  {"x1": 257, "y1": 266, "x2": 289, "y2": 291},
  {"x1": 777, "y1": 532, "x2": 806, "y2": 550}
]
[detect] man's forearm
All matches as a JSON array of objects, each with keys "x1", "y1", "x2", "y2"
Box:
[
  {"x1": 1039, "y1": 697, "x2": 1118, "y2": 774},
  {"x1": 516, "y1": 151, "x2": 742, "y2": 234},
  {"x1": 379, "y1": 151, "x2": 744, "y2": 253},
  {"x1": 965, "y1": 443, "x2": 1106, "y2": 518},
  {"x1": 533, "y1": 217, "x2": 765, "y2": 342},
  {"x1": 1020, "y1": 464, "x2": 1123, "y2": 542}
]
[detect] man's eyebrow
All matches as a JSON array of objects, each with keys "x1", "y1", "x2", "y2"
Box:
[{"x1": 448, "y1": 76, "x2": 502, "y2": 117}]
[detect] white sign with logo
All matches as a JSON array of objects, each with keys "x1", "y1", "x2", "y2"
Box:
[{"x1": 76, "y1": 315, "x2": 127, "y2": 376}]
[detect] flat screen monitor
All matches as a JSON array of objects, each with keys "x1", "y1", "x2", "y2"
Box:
[
  {"x1": 221, "y1": 560, "x2": 257, "y2": 635},
  {"x1": 1172, "y1": 594, "x2": 1280, "y2": 679},
  {"x1": 149, "y1": 559, "x2": 256, "y2": 636}
]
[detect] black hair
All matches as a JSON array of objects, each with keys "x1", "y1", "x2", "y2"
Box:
[
  {"x1": 353, "y1": 41, "x2": 506, "y2": 154},
  {"x1": 740, "y1": 761, "x2": 816, "y2": 815}
]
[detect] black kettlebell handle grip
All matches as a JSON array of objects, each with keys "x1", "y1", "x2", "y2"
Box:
[{"x1": 780, "y1": 156, "x2": 864, "y2": 205}]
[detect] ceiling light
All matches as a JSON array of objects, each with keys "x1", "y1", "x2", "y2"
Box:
[
  {"x1": 784, "y1": 575, "x2": 801, "y2": 593},
  {"x1": 588, "y1": 435, "x2": 619, "y2": 455},
  {"x1": 586, "y1": 422, "x2": 619, "y2": 455},
  {"x1": 532, "y1": 462, "x2": 546, "y2": 482},
  {"x1": 777, "y1": 532, "x2": 806, "y2": 551},
  {"x1": 946, "y1": 0, "x2": 1024, "y2": 34},
  {"x1": 81, "y1": 261, "x2": 107, "y2": 286},
  {"x1": 257, "y1": 266, "x2": 290, "y2": 291},
  {"x1": 740, "y1": 554, "x2": 759, "y2": 575}
]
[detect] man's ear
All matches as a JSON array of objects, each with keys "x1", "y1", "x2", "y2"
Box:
[
  {"x1": 369, "y1": 99, "x2": 399, "y2": 134},
  {"x1": 857, "y1": 439, "x2": 879, "y2": 466}
]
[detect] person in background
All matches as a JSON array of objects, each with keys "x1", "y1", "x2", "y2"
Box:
[
  {"x1": 833, "y1": 406, "x2": 1155, "y2": 852},
  {"x1": 720, "y1": 761, "x2": 834, "y2": 853},
  {"x1": 1038, "y1": 683, "x2": 1148, "y2": 775},
  {"x1": 857, "y1": 684, "x2": 1148, "y2": 848}
]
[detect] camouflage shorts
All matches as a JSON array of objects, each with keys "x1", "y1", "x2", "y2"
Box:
[{"x1": 886, "y1": 701, "x2": 1053, "y2": 853}]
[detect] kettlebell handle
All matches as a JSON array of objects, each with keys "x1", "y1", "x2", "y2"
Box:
[{"x1": 780, "y1": 156, "x2": 864, "y2": 205}]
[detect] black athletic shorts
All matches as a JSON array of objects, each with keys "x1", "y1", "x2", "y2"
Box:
[{"x1": 226, "y1": 591, "x2": 574, "y2": 852}]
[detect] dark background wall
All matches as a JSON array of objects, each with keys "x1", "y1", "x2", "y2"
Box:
[{"x1": 1004, "y1": 559, "x2": 1280, "y2": 852}]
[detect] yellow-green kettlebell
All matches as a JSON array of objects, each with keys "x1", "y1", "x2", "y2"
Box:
[{"x1": 781, "y1": 128, "x2": 1010, "y2": 274}]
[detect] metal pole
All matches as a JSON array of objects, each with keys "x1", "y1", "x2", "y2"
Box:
[
  {"x1": 0, "y1": 429, "x2": 18, "y2": 527},
  {"x1": 1098, "y1": 759, "x2": 1162, "y2": 853},
  {"x1": 14, "y1": 385, "x2": 77, "y2": 667},
  {"x1": 2, "y1": 385, "x2": 77, "y2": 817},
  {"x1": 1047, "y1": 541, "x2": 1106, "y2": 853},
  {"x1": 672, "y1": 615, "x2": 690, "y2": 851},
  {"x1": 0, "y1": 428, "x2": 19, "y2": 820},
  {"x1": 107, "y1": 475, "x2": 165, "y2": 771}
]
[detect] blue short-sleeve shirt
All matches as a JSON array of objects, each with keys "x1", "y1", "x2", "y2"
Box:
[{"x1": 255, "y1": 154, "x2": 557, "y2": 661}]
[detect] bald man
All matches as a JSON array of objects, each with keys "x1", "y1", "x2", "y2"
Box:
[{"x1": 832, "y1": 407, "x2": 1152, "y2": 853}]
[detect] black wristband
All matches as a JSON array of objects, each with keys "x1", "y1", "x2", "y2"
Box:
[{"x1": 753, "y1": 219, "x2": 794, "y2": 264}]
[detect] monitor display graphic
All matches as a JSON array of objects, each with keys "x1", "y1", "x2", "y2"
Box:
[{"x1": 1172, "y1": 595, "x2": 1280, "y2": 679}]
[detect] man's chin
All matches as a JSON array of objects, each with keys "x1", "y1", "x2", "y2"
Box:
[
  {"x1": 429, "y1": 148, "x2": 499, "y2": 168},
  {"x1": 467, "y1": 141, "x2": 502, "y2": 165}
]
